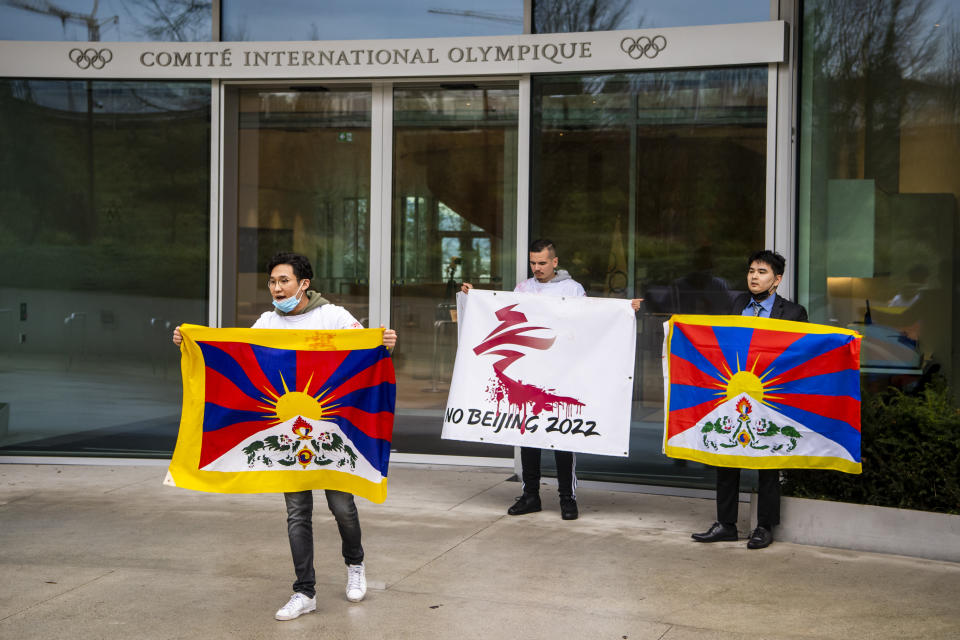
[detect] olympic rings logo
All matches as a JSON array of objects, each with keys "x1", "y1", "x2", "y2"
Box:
[
  {"x1": 620, "y1": 35, "x2": 667, "y2": 59},
  {"x1": 68, "y1": 48, "x2": 114, "y2": 70}
]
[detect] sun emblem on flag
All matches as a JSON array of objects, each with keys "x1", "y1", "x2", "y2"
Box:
[
  {"x1": 716, "y1": 359, "x2": 783, "y2": 410},
  {"x1": 259, "y1": 372, "x2": 341, "y2": 426}
]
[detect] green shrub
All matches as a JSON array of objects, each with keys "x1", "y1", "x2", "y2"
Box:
[{"x1": 782, "y1": 378, "x2": 960, "y2": 514}]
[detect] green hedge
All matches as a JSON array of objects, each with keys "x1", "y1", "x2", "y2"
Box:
[{"x1": 782, "y1": 379, "x2": 960, "y2": 514}]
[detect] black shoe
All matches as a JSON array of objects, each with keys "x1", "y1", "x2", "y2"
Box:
[
  {"x1": 691, "y1": 522, "x2": 738, "y2": 542},
  {"x1": 560, "y1": 497, "x2": 578, "y2": 520},
  {"x1": 746, "y1": 526, "x2": 773, "y2": 549},
  {"x1": 507, "y1": 493, "x2": 542, "y2": 516}
]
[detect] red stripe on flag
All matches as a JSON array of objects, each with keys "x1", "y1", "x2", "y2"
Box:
[
  {"x1": 669, "y1": 354, "x2": 727, "y2": 389},
  {"x1": 330, "y1": 406, "x2": 395, "y2": 441},
  {"x1": 767, "y1": 393, "x2": 861, "y2": 432},
  {"x1": 746, "y1": 329, "x2": 807, "y2": 379},
  {"x1": 200, "y1": 420, "x2": 274, "y2": 468},
  {"x1": 675, "y1": 323, "x2": 732, "y2": 378},
  {"x1": 204, "y1": 367, "x2": 269, "y2": 413},
  {"x1": 668, "y1": 397, "x2": 724, "y2": 440},
  {"x1": 327, "y1": 358, "x2": 396, "y2": 401},
  {"x1": 766, "y1": 342, "x2": 860, "y2": 386},
  {"x1": 295, "y1": 350, "x2": 352, "y2": 397}
]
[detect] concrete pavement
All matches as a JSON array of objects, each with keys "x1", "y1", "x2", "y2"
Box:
[{"x1": 1, "y1": 462, "x2": 958, "y2": 639}]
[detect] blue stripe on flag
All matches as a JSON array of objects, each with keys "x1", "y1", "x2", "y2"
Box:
[
  {"x1": 326, "y1": 416, "x2": 391, "y2": 476},
  {"x1": 669, "y1": 383, "x2": 722, "y2": 412},
  {"x1": 202, "y1": 402, "x2": 270, "y2": 432},
  {"x1": 768, "y1": 403, "x2": 861, "y2": 461},
  {"x1": 251, "y1": 344, "x2": 298, "y2": 397},
  {"x1": 763, "y1": 333, "x2": 854, "y2": 378},
  {"x1": 773, "y1": 369, "x2": 860, "y2": 399},
  {"x1": 313, "y1": 347, "x2": 391, "y2": 399},
  {"x1": 335, "y1": 382, "x2": 397, "y2": 415},
  {"x1": 197, "y1": 342, "x2": 267, "y2": 403},
  {"x1": 712, "y1": 326, "x2": 753, "y2": 375},
  {"x1": 670, "y1": 326, "x2": 726, "y2": 383}
]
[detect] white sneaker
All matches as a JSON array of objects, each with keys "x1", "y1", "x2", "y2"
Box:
[
  {"x1": 275, "y1": 592, "x2": 316, "y2": 621},
  {"x1": 346, "y1": 563, "x2": 367, "y2": 602}
]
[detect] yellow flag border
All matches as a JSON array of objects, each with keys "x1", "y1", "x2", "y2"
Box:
[
  {"x1": 177, "y1": 323, "x2": 386, "y2": 351},
  {"x1": 664, "y1": 444, "x2": 862, "y2": 474},
  {"x1": 165, "y1": 324, "x2": 390, "y2": 502},
  {"x1": 669, "y1": 313, "x2": 862, "y2": 337}
]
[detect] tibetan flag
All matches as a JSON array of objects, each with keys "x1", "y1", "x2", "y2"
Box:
[
  {"x1": 165, "y1": 324, "x2": 396, "y2": 502},
  {"x1": 662, "y1": 315, "x2": 862, "y2": 474}
]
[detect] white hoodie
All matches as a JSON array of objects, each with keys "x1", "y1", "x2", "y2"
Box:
[
  {"x1": 513, "y1": 269, "x2": 585, "y2": 298},
  {"x1": 251, "y1": 291, "x2": 363, "y2": 330}
]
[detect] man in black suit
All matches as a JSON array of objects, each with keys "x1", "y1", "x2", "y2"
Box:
[{"x1": 692, "y1": 250, "x2": 808, "y2": 549}]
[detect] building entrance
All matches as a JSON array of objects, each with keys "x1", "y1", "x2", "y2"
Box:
[
  {"x1": 232, "y1": 85, "x2": 374, "y2": 328},
  {"x1": 226, "y1": 80, "x2": 519, "y2": 459}
]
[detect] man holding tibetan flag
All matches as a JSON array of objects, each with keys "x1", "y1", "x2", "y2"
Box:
[
  {"x1": 168, "y1": 253, "x2": 397, "y2": 621},
  {"x1": 664, "y1": 250, "x2": 861, "y2": 550}
]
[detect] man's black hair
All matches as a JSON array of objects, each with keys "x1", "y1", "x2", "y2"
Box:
[
  {"x1": 748, "y1": 250, "x2": 786, "y2": 276},
  {"x1": 267, "y1": 252, "x2": 313, "y2": 281},
  {"x1": 529, "y1": 238, "x2": 556, "y2": 256}
]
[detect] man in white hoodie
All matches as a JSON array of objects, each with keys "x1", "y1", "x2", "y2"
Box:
[
  {"x1": 463, "y1": 239, "x2": 640, "y2": 520},
  {"x1": 173, "y1": 252, "x2": 397, "y2": 621}
]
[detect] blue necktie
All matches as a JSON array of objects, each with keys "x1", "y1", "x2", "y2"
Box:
[{"x1": 752, "y1": 301, "x2": 763, "y2": 317}]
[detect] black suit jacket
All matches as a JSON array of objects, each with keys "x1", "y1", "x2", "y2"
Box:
[{"x1": 731, "y1": 292, "x2": 808, "y2": 322}]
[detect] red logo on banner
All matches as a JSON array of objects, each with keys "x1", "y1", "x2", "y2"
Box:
[{"x1": 473, "y1": 304, "x2": 584, "y2": 432}]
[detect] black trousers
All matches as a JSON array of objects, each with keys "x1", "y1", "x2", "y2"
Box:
[
  {"x1": 284, "y1": 489, "x2": 364, "y2": 599},
  {"x1": 520, "y1": 447, "x2": 576, "y2": 498},
  {"x1": 715, "y1": 467, "x2": 780, "y2": 528}
]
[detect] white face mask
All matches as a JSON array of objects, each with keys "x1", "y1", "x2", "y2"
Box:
[{"x1": 272, "y1": 282, "x2": 305, "y2": 313}]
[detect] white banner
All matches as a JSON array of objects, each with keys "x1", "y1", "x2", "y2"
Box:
[{"x1": 442, "y1": 290, "x2": 636, "y2": 456}]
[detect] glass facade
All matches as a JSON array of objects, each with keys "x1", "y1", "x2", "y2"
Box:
[
  {"x1": 0, "y1": 0, "x2": 212, "y2": 41},
  {"x1": 235, "y1": 86, "x2": 372, "y2": 328},
  {"x1": 390, "y1": 84, "x2": 518, "y2": 457},
  {"x1": 789, "y1": 0, "x2": 959, "y2": 511},
  {"x1": 530, "y1": 69, "x2": 768, "y2": 485},
  {"x1": 797, "y1": 0, "x2": 960, "y2": 393},
  {"x1": 0, "y1": 79, "x2": 211, "y2": 456},
  {"x1": 533, "y1": 0, "x2": 769, "y2": 32},
  {"x1": 221, "y1": 0, "x2": 523, "y2": 41}
]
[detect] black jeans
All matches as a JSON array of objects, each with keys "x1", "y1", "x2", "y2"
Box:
[
  {"x1": 715, "y1": 467, "x2": 780, "y2": 528},
  {"x1": 520, "y1": 446, "x2": 577, "y2": 498},
  {"x1": 284, "y1": 489, "x2": 364, "y2": 599}
]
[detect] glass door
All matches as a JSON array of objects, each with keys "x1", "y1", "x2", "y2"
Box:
[
  {"x1": 234, "y1": 86, "x2": 372, "y2": 326},
  {"x1": 389, "y1": 83, "x2": 519, "y2": 457},
  {"x1": 530, "y1": 69, "x2": 769, "y2": 488},
  {"x1": 228, "y1": 80, "x2": 520, "y2": 459}
]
